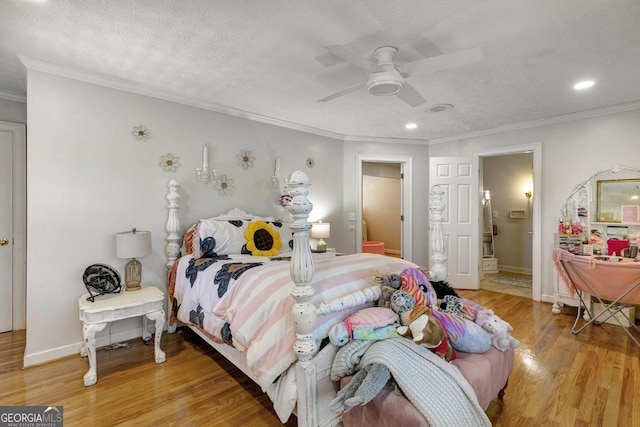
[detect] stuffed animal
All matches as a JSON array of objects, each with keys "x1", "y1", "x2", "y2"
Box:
[
  {"x1": 329, "y1": 307, "x2": 400, "y2": 346},
  {"x1": 396, "y1": 305, "x2": 455, "y2": 361},
  {"x1": 420, "y1": 268, "x2": 460, "y2": 299},
  {"x1": 440, "y1": 295, "x2": 485, "y2": 322},
  {"x1": 399, "y1": 267, "x2": 437, "y2": 309},
  {"x1": 390, "y1": 289, "x2": 491, "y2": 354},
  {"x1": 389, "y1": 289, "x2": 415, "y2": 318},
  {"x1": 330, "y1": 363, "x2": 394, "y2": 413},
  {"x1": 430, "y1": 309, "x2": 492, "y2": 353},
  {"x1": 375, "y1": 273, "x2": 402, "y2": 309},
  {"x1": 475, "y1": 309, "x2": 520, "y2": 352}
]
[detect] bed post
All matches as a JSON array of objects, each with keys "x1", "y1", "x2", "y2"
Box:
[
  {"x1": 429, "y1": 185, "x2": 448, "y2": 281},
  {"x1": 287, "y1": 171, "x2": 316, "y2": 360},
  {"x1": 166, "y1": 179, "x2": 181, "y2": 268},
  {"x1": 286, "y1": 171, "x2": 320, "y2": 427},
  {"x1": 166, "y1": 179, "x2": 181, "y2": 333}
]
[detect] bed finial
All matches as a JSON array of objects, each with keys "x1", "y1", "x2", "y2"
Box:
[
  {"x1": 287, "y1": 170, "x2": 317, "y2": 364},
  {"x1": 166, "y1": 179, "x2": 181, "y2": 268}
]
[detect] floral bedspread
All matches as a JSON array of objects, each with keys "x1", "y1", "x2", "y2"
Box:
[{"x1": 168, "y1": 252, "x2": 417, "y2": 391}]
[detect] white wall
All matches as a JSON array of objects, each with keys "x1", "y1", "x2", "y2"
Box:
[
  {"x1": 0, "y1": 98, "x2": 26, "y2": 124},
  {"x1": 428, "y1": 107, "x2": 640, "y2": 303},
  {"x1": 24, "y1": 70, "x2": 344, "y2": 365}
]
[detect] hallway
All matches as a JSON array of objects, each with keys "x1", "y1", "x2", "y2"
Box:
[{"x1": 480, "y1": 272, "x2": 532, "y2": 298}]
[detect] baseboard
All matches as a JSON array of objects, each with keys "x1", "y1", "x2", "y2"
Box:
[
  {"x1": 384, "y1": 249, "x2": 401, "y2": 255},
  {"x1": 23, "y1": 342, "x2": 82, "y2": 368},
  {"x1": 497, "y1": 265, "x2": 532, "y2": 275},
  {"x1": 23, "y1": 327, "x2": 145, "y2": 368}
]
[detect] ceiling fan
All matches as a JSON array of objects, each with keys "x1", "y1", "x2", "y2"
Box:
[{"x1": 317, "y1": 45, "x2": 484, "y2": 107}]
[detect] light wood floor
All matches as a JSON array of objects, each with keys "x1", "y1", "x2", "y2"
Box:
[
  {"x1": 481, "y1": 271, "x2": 532, "y2": 298},
  {"x1": 2, "y1": 289, "x2": 639, "y2": 426}
]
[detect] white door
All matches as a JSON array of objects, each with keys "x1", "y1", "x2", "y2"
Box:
[
  {"x1": 0, "y1": 130, "x2": 12, "y2": 332},
  {"x1": 429, "y1": 156, "x2": 479, "y2": 290}
]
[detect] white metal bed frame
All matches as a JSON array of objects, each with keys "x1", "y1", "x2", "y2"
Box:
[{"x1": 164, "y1": 171, "x2": 449, "y2": 427}]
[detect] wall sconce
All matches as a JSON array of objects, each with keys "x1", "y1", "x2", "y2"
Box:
[
  {"x1": 271, "y1": 157, "x2": 291, "y2": 195},
  {"x1": 196, "y1": 144, "x2": 219, "y2": 184},
  {"x1": 116, "y1": 228, "x2": 151, "y2": 291},
  {"x1": 523, "y1": 183, "x2": 533, "y2": 199},
  {"x1": 311, "y1": 221, "x2": 331, "y2": 252},
  {"x1": 482, "y1": 190, "x2": 491, "y2": 206},
  {"x1": 272, "y1": 157, "x2": 282, "y2": 190}
]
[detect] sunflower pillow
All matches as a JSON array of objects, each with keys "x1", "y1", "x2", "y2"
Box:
[{"x1": 245, "y1": 220, "x2": 282, "y2": 256}]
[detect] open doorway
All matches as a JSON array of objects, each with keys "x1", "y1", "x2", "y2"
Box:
[
  {"x1": 355, "y1": 154, "x2": 413, "y2": 262},
  {"x1": 475, "y1": 142, "x2": 541, "y2": 301},
  {"x1": 362, "y1": 162, "x2": 402, "y2": 258},
  {"x1": 480, "y1": 152, "x2": 533, "y2": 298}
]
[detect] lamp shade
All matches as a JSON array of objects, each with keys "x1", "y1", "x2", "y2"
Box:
[
  {"x1": 310, "y1": 222, "x2": 330, "y2": 239},
  {"x1": 116, "y1": 228, "x2": 151, "y2": 259}
]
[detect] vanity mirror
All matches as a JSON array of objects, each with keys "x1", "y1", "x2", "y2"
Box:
[
  {"x1": 561, "y1": 165, "x2": 640, "y2": 234},
  {"x1": 596, "y1": 178, "x2": 640, "y2": 223}
]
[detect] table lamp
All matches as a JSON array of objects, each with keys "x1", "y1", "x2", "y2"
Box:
[
  {"x1": 116, "y1": 228, "x2": 151, "y2": 291},
  {"x1": 311, "y1": 221, "x2": 330, "y2": 252}
]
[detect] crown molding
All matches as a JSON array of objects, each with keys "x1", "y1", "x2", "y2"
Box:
[
  {"x1": 427, "y1": 101, "x2": 640, "y2": 145},
  {"x1": 17, "y1": 55, "x2": 345, "y2": 141},
  {"x1": 0, "y1": 89, "x2": 26, "y2": 103},
  {"x1": 344, "y1": 134, "x2": 428, "y2": 145},
  {"x1": 18, "y1": 55, "x2": 640, "y2": 146}
]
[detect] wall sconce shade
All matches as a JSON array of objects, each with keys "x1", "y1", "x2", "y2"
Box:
[
  {"x1": 311, "y1": 222, "x2": 330, "y2": 252},
  {"x1": 116, "y1": 228, "x2": 151, "y2": 291}
]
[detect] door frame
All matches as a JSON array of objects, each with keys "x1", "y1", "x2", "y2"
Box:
[
  {"x1": 1, "y1": 121, "x2": 26, "y2": 330},
  {"x1": 356, "y1": 154, "x2": 412, "y2": 262},
  {"x1": 475, "y1": 142, "x2": 542, "y2": 301}
]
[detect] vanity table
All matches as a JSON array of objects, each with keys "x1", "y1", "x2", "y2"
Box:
[
  {"x1": 552, "y1": 165, "x2": 640, "y2": 316},
  {"x1": 553, "y1": 249, "x2": 640, "y2": 346}
]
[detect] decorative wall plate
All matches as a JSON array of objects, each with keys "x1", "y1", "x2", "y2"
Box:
[
  {"x1": 160, "y1": 153, "x2": 181, "y2": 172},
  {"x1": 132, "y1": 125, "x2": 151, "y2": 141},
  {"x1": 214, "y1": 175, "x2": 235, "y2": 196},
  {"x1": 237, "y1": 150, "x2": 255, "y2": 169}
]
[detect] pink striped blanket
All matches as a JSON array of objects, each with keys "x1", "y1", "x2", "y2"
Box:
[{"x1": 168, "y1": 252, "x2": 417, "y2": 391}]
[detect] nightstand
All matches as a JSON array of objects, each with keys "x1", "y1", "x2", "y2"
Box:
[{"x1": 78, "y1": 286, "x2": 166, "y2": 386}]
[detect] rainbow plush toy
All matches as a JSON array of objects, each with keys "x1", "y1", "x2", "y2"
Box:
[{"x1": 399, "y1": 267, "x2": 437, "y2": 309}]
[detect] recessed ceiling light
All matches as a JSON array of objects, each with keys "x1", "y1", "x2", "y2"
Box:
[
  {"x1": 573, "y1": 80, "x2": 595, "y2": 90},
  {"x1": 405, "y1": 123, "x2": 417, "y2": 130},
  {"x1": 426, "y1": 103, "x2": 454, "y2": 113}
]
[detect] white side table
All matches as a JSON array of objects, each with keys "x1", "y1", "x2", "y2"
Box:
[{"x1": 79, "y1": 286, "x2": 166, "y2": 386}]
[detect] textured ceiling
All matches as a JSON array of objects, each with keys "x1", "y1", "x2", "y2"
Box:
[{"x1": 2, "y1": 0, "x2": 640, "y2": 142}]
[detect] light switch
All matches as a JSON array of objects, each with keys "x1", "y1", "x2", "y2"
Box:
[{"x1": 493, "y1": 210, "x2": 498, "y2": 218}]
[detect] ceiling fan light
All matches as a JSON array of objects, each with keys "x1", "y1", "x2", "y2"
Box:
[{"x1": 367, "y1": 70, "x2": 404, "y2": 96}]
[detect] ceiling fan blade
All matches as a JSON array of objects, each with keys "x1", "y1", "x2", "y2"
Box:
[
  {"x1": 317, "y1": 81, "x2": 367, "y2": 103},
  {"x1": 323, "y1": 45, "x2": 372, "y2": 71},
  {"x1": 409, "y1": 47, "x2": 484, "y2": 75},
  {"x1": 395, "y1": 81, "x2": 426, "y2": 107}
]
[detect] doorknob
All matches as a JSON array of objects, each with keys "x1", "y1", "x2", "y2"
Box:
[{"x1": 0, "y1": 239, "x2": 9, "y2": 246}]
